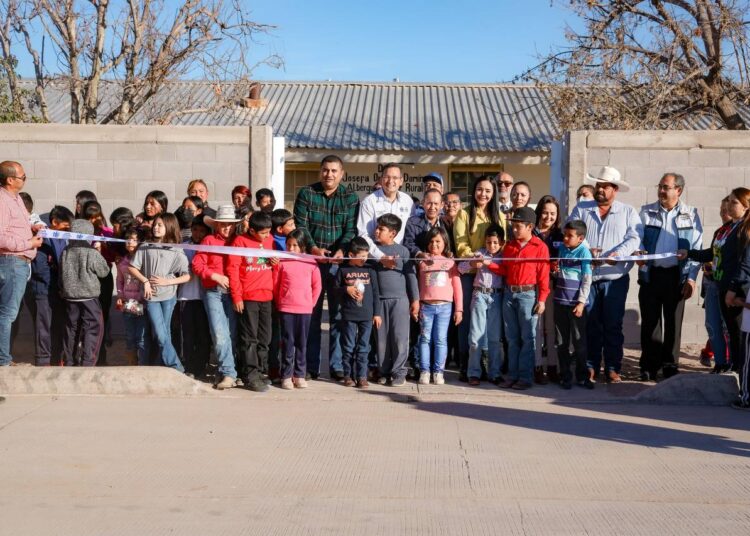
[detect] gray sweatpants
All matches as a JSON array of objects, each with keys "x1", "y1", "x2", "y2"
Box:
[{"x1": 377, "y1": 297, "x2": 410, "y2": 380}]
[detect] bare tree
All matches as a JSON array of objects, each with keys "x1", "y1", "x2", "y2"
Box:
[
  {"x1": 521, "y1": 0, "x2": 750, "y2": 130},
  {"x1": 1, "y1": 0, "x2": 281, "y2": 124}
]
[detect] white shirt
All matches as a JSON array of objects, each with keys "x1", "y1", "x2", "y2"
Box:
[{"x1": 357, "y1": 189, "x2": 414, "y2": 259}]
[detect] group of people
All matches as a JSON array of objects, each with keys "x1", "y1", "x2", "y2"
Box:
[{"x1": 0, "y1": 156, "x2": 748, "y2": 409}]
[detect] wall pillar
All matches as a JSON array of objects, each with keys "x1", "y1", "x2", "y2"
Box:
[{"x1": 249, "y1": 125, "x2": 273, "y2": 194}]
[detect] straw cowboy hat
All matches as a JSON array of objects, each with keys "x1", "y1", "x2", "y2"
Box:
[
  {"x1": 585, "y1": 166, "x2": 630, "y2": 193},
  {"x1": 204, "y1": 204, "x2": 242, "y2": 226}
]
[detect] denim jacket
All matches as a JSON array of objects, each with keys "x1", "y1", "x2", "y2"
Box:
[{"x1": 638, "y1": 201, "x2": 702, "y2": 284}]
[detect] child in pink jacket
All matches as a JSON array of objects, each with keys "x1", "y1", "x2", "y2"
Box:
[{"x1": 273, "y1": 229, "x2": 322, "y2": 389}]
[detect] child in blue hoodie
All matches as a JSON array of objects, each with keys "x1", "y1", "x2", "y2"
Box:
[{"x1": 554, "y1": 219, "x2": 593, "y2": 389}]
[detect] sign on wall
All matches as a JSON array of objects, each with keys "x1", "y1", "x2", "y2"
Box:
[{"x1": 341, "y1": 164, "x2": 444, "y2": 199}]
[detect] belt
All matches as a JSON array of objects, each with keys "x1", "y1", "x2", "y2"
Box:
[
  {"x1": 507, "y1": 284, "x2": 535, "y2": 293},
  {"x1": 473, "y1": 287, "x2": 500, "y2": 294}
]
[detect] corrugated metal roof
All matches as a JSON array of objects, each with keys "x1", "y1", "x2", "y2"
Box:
[{"x1": 19, "y1": 80, "x2": 747, "y2": 152}]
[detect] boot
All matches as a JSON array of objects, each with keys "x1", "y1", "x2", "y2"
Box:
[
  {"x1": 124, "y1": 350, "x2": 138, "y2": 366},
  {"x1": 546, "y1": 366, "x2": 560, "y2": 384},
  {"x1": 534, "y1": 366, "x2": 548, "y2": 385}
]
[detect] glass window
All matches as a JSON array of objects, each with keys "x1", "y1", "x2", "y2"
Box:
[{"x1": 449, "y1": 168, "x2": 502, "y2": 205}]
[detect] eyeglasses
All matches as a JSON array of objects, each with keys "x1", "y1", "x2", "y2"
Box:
[
  {"x1": 10, "y1": 174, "x2": 26, "y2": 182},
  {"x1": 657, "y1": 185, "x2": 678, "y2": 191},
  {"x1": 499, "y1": 181, "x2": 513, "y2": 187}
]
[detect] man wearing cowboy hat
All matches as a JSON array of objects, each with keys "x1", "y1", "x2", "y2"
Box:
[{"x1": 568, "y1": 166, "x2": 641, "y2": 383}]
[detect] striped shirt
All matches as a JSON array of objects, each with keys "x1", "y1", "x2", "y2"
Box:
[{"x1": 554, "y1": 242, "x2": 593, "y2": 306}]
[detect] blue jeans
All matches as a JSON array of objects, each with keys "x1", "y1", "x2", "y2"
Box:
[
  {"x1": 146, "y1": 297, "x2": 184, "y2": 372},
  {"x1": 0, "y1": 256, "x2": 30, "y2": 365},
  {"x1": 203, "y1": 288, "x2": 237, "y2": 378},
  {"x1": 123, "y1": 310, "x2": 149, "y2": 365},
  {"x1": 340, "y1": 319, "x2": 372, "y2": 379},
  {"x1": 307, "y1": 263, "x2": 343, "y2": 375},
  {"x1": 586, "y1": 275, "x2": 629, "y2": 373},
  {"x1": 456, "y1": 273, "x2": 475, "y2": 357},
  {"x1": 468, "y1": 290, "x2": 504, "y2": 379},
  {"x1": 704, "y1": 278, "x2": 728, "y2": 366},
  {"x1": 418, "y1": 302, "x2": 452, "y2": 373},
  {"x1": 503, "y1": 290, "x2": 537, "y2": 384}
]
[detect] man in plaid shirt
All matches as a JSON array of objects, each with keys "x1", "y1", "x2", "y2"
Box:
[{"x1": 294, "y1": 155, "x2": 360, "y2": 380}]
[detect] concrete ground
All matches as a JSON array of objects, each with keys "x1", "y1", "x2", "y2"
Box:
[{"x1": 2, "y1": 325, "x2": 750, "y2": 535}]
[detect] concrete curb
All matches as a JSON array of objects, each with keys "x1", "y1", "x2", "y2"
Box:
[
  {"x1": 0, "y1": 366, "x2": 213, "y2": 396},
  {"x1": 633, "y1": 372, "x2": 740, "y2": 406}
]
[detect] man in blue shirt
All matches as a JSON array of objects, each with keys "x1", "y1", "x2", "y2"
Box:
[{"x1": 637, "y1": 172, "x2": 702, "y2": 380}]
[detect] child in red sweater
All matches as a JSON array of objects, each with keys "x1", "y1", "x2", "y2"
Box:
[
  {"x1": 273, "y1": 229, "x2": 322, "y2": 389},
  {"x1": 486, "y1": 207, "x2": 550, "y2": 390},
  {"x1": 226, "y1": 211, "x2": 274, "y2": 393}
]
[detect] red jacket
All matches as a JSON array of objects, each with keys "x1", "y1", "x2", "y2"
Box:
[
  {"x1": 192, "y1": 234, "x2": 231, "y2": 289},
  {"x1": 225, "y1": 234, "x2": 275, "y2": 303},
  {"x1": 488, "y1": 236, "x2": 550, "y2": 302}
]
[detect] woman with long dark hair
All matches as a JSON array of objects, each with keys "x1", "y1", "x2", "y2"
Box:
[
  {"x1": 135, "y1": 190, "x2": 168, "y2": 235},
  {"x1": 453, "y1": 175, "x2": 506, "y2": 381},
  {"x1": 533, "y1": 195, "x2": 564, "y2": 385}
]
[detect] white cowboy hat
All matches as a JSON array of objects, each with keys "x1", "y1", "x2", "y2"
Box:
[
  {"x1": 204, "y1": 204, "x2": 242, "y2": 225},
  {"x1": 585, "y1": 166, "x2": 630, "y2": 193}
]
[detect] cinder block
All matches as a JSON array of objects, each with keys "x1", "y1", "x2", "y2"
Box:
[
  {"x1": 19, "y1": 142, "x2": 58, "y2": 159},
  {"x1": 649, "y1": 149, "x2": 689, "y2": 168},
  {"x1": 231, "y1": 161, "x2": 250, "y2": 183},
  {"x1": 58, "y1": 143, "x2": 97, "y2": 160},
  {"x1": 57, "y1": 180, "x2": 97, "y2": 201},
  {"x1": 683, "y1": 186, "x2": 729, "y2": 207},
  {"x1": 607, "y1": 149, "x2": 648, "y2": 169},
  {"x1": 114, "y1": 160, "x2": 154, "y2": 180},
  {"x1": 111, "y1": 198, "x2": 141, "y2": 215},
  {"x1": 191, "y1": 161, "x2": 232, "y2": 182},
  {"x1": 729, "y1": 149, "x2": 750, "y2": 166},
  {"x1": 136, "y1": 181, "x2": 176, "y2": 203},
  {"x1": 175, "y1": 144, "x2": 216, "y2": 162},
  {"x1": 97, "y1": 143, "x2": 157, "y2": 161},
  {"x1": 22, "y1": 180, "x2": 58, "y2": 202},
  {"x1": 98, "y1": 181, "x2": 136, "y2": 199},
  {"x1": 74, "y1": 160, "x2": 114, "y2": 180},
  {"x1": 704, "y1": 167, "x2": 744, "y2": 188},
  {"x1": 33, "y1": 159, "x2": 75, "y2": 180},
  {"x1": 621, "y1": 166, "x2": 666, "y2": 186},
  {"x1": 216, "y1": 144, "x2": 249, "y2": 163},
  {"x1": 156, "y1": 144, "x2": 177, "y2": 161},
  {"x1": 586, "y1": 148, "x2": 609, "y2": 167},
  {"x1": 613, "y1": 186, "x2": 648, "y2": 208},
  {"x1": 0, "y1": 142, "x2": 19, "y2": 158},
  {"x1": 688, "y1": 148, "x2": 730, "y2": 167},
  {"x1": 154, "y1": 161, "x2": 192, "y2": 181}
]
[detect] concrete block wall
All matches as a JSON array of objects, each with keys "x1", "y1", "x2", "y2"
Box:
[
  {"x1": 0, "y1": 124, "x2": 251, "y2": 218},
  {"x1": 567, "y1": 130, "x2": 750, "y2": 345}
]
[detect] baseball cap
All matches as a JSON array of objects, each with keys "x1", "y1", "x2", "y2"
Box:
[
  {"x1": 509, "y1": 207, "x2": 536, "y2": 225},
  {"x1": 422, "y1": 172, "x2": 443, "y2": 185}
]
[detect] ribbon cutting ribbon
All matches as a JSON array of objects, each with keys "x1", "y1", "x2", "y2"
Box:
[{"x1": 38, "y1": 229, "x2": 680, "y2": 263}]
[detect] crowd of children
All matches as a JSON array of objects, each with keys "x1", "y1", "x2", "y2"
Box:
[{"x1": 13, "y1": 174, "x2": 599, "y2": 395}]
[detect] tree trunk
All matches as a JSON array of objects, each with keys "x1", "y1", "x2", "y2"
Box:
[{"x1": 714, "y1": 95, "x2": 747, "y2": 130}]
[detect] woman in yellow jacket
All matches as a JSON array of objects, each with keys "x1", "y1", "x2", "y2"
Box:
[{"x1": 453, "y1": 175, "x2": 506, "y2": 382}]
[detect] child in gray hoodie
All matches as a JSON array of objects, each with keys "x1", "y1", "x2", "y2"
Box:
[{"x1": 59, "y1": 219, "x2": 111, "y2": 366}]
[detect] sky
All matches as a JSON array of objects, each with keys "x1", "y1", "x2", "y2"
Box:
[
  {"x1": 245, "y1": 0, "x2": 577, "y2": 83},
  {"x1": 11, "y1": 0, "x2": 580, "y2": 84}
]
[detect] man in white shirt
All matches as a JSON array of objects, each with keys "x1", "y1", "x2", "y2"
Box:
[{"x1": 357, "y1": 163, "x2": 414, "y2": 267}]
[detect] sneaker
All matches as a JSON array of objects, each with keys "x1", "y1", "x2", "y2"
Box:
[
  {"x1": 247, "y1": 379, "x2": 269, "y2": 393},
  {"x1": 730, "y1": 400, "x2": 750, "y2": 410},
  {"x1": 377, "y1": 376, "x2": 388, "y2": 385},
  {"x1": 534, "y1": 367, "x2": 548, "y2": 385},
  {"x1": 234, "y1": 378, "x2": 245, "y2": 387},
  {"x1": 511, "y1": 380, "x2": 532, "y2": 390},
  {"x1": 468, "y1": 377, "x2": 480, "y2": 386},
  {"x1": 293, "y1": 377, "x2": 308, "y2": 389},
  {"x1": 280, "y1": 378, "x2": 294, "y2": 390},
  {"x1": 391, "y1": 376, "x2": 406, "y2": 387},
  {"x1": 699, "y1": 354, "x2": 714, "y2": 368},
  {"x1": 356, "y1": 378, "x2": 369, "y2": 389},
  {"x1": 498, "y1": 379, "x2": 516, "y2": 389},
  {"x1": 343, "y1": 376, "x2": 356, "y2": 387},
  {"x1": 215, "y1": 376, "x2": 236, "y2": 390},
  {"x1": 331, "y1": 370, "x2": 345, "y2": 382},
  {"x1": 418, "y1": 372, "x2": 431, "y2": 385},
  {"x1": 433, "y1": 372, "x2": 445, "y2": 385}
]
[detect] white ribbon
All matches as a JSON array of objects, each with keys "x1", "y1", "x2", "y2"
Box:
[{"x1": 38, "y1": 229, "x2": 679, "y2": 263}]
